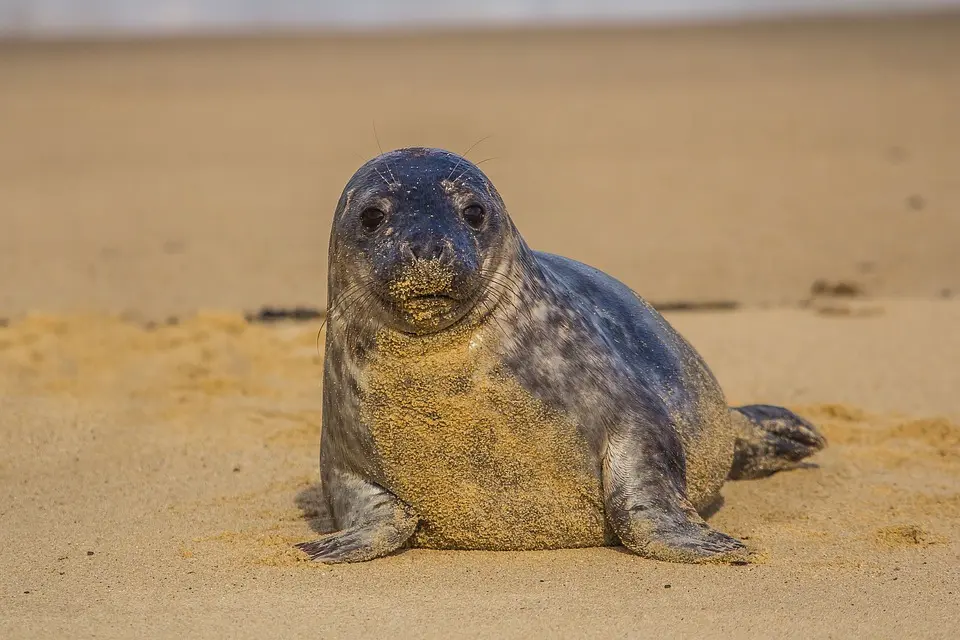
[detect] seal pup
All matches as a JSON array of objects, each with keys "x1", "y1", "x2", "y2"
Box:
[{"x1": 296, "y1": 147, "x2": 825, "y2": 564}]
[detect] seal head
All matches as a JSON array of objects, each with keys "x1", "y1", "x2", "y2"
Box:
[{"x1": 328, "y1": 147, "x2": 515, "y2": 335}]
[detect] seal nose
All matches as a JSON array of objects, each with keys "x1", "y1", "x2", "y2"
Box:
[{"x1": 401, "y1": 239, "x2": 453, "y2": 263}]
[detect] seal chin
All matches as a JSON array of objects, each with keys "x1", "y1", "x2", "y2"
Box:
[
  {"x1": 381, "y1": 259, "x2": 480, "y2": 334},
  {"x1": 393, "y1": 293, "x2": 472, "y2": 335}
]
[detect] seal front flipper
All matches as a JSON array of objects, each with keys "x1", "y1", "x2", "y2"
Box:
[
  {"x1": 608, "y1": 495, "x2": 748, "y2": 564},
  {"x1": 296, "y1": 473, "x2": 418, "y2": 564},
  {"x1": 296, "y1": 501, "x2": 417, "y2": 564},
  {"x1": 602, "y1": 422, "x2": 749, "y2": 564}
]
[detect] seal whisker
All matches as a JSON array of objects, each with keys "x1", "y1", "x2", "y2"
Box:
[
  {"x1": 319, "y1": 277, "x2": 383, "y2": 354},
  {"x1": 343, "y1": 294, "x2": 379, "y2": 351},
  {"x1": 334, "y1": 290, "x2": 381, "y2": 354},
  {"x1": 372, "y1": 165, "x2": 394, "y2": 189},
  {"x1": 446, "y1": 135, "x2": 492, "y2": 181},
  {"x1": 372, "y1": 121, "x2": 399, "y2": 187},
  {"x1": 335, "y1": 282, "x2": 378, "y2": 318},
  {"x1": 480, "y1": 294, "x2": 513, "y2": 345},
  {"x1": 317, "y1": 282, "x2": 376, "y2": 356},
  {"x1": 470, "y1": 278, "x2": 534, "y2": 342},
  {"x1": 460, "y1": 276, "x2": 504, "y2": 330},
  {"x1": 373, "y1": 121, "x2": 384, "y2": 155},
  {"x1": 328, "y1": 279, "x2": 373, "y2": 312},
  {"x1": 480, "y1": 271, "x2": 538, "y2": 328},
  {"x1": 477, "y1": 274, "x2": 522, "y2": 306},
  {"x1": 475, "y1": 274, "x2": 523, "y2": 310},
  {"x1": 455, "y1": 156, "x2": 497, "y2": 184},
  {"x1": 461, "y1": 135, "x2": 492, "y2": 161},
  {"x1": 474, "y1": 271, "x2": 520, "y2": 303},
  {"x1": 328, "y1": 278, "x2": 380, "y2": 321},
  {"x1": 477, "y1": 263, "x2": 523, "y2": 292},
  {"x1": 335, "y1": 287, "x2": 380, "y2": 328}
]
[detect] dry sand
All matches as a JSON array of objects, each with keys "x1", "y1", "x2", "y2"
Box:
[
  {"x1": 2, "y1": 15, "x2": 960, "y2": 316},
  {"x1": 1, "y1": 14, "x2": 959, "y2": 639}
]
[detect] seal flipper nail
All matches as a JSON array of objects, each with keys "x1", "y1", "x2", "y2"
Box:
[{"x1": 300, "y1": 146, "x2": 825, "y2": 564}]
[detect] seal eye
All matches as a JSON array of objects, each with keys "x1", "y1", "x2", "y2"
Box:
[
  {"x1": 462, "y1": 204, "x2": 485, "y2": 230},
  {"x1": 359, "y1": 207, "x2": 386, "y2": 232}
]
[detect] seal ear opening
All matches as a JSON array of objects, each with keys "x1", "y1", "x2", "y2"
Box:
[{"x1": 728, "y1": 405, "x2": 827, "y2": 480}]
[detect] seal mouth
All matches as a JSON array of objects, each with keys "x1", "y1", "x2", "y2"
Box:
[
  {"x1": 408, "y1": 294, "x2": 457, "y2": 303},
  {"x1": 403, "y1": 293, "x2": 458, "y2": 312},
  {"x1": 384, "y1": 262, "x2": 477, "y2": 332},
  {"x1": 394, "y1": 291, "x2": 465, "y2": 330}
]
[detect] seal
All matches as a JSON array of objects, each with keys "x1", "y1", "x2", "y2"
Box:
[{"x1": 296, "y1": 147, "x2": 826, "y2": 564}]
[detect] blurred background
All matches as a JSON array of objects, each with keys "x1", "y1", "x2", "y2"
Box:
[{"x1": 1, "y1": 1, "x2": 958, "y2": 317}]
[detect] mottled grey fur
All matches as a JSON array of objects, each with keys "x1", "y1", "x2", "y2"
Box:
[{"x1": 296, "y1": 147, "x2": 825, "y2": 564}]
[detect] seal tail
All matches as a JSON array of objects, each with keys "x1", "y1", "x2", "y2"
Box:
[{"x1": 727, "y1": 404, "x2": 826, "y2": 480}]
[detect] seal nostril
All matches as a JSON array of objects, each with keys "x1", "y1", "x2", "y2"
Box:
[{"x1": 406, "y1": 240, "x2": 449, "y2": 262}]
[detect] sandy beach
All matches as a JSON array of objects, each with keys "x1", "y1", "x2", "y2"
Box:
[{"x1": 2, "y1": 14, "x2": 959, "y2": 638}]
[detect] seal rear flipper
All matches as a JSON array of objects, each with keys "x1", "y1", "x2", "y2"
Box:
[{"x1": 728, "y1": 404, "x2": 827, "y2": 480}]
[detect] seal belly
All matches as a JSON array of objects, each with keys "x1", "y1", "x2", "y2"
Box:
[{"x1": 363, "y1": 327, "x2": 609, "y2": 550}]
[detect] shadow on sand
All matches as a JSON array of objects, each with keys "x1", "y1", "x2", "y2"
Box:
[{"x1": 294, "y1": 483, "x2": 336, "y2": 535}]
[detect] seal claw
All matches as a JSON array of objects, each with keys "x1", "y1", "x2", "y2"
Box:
[{"x1": 296, "y1": 529, "x2": 384, "y2": 564}]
